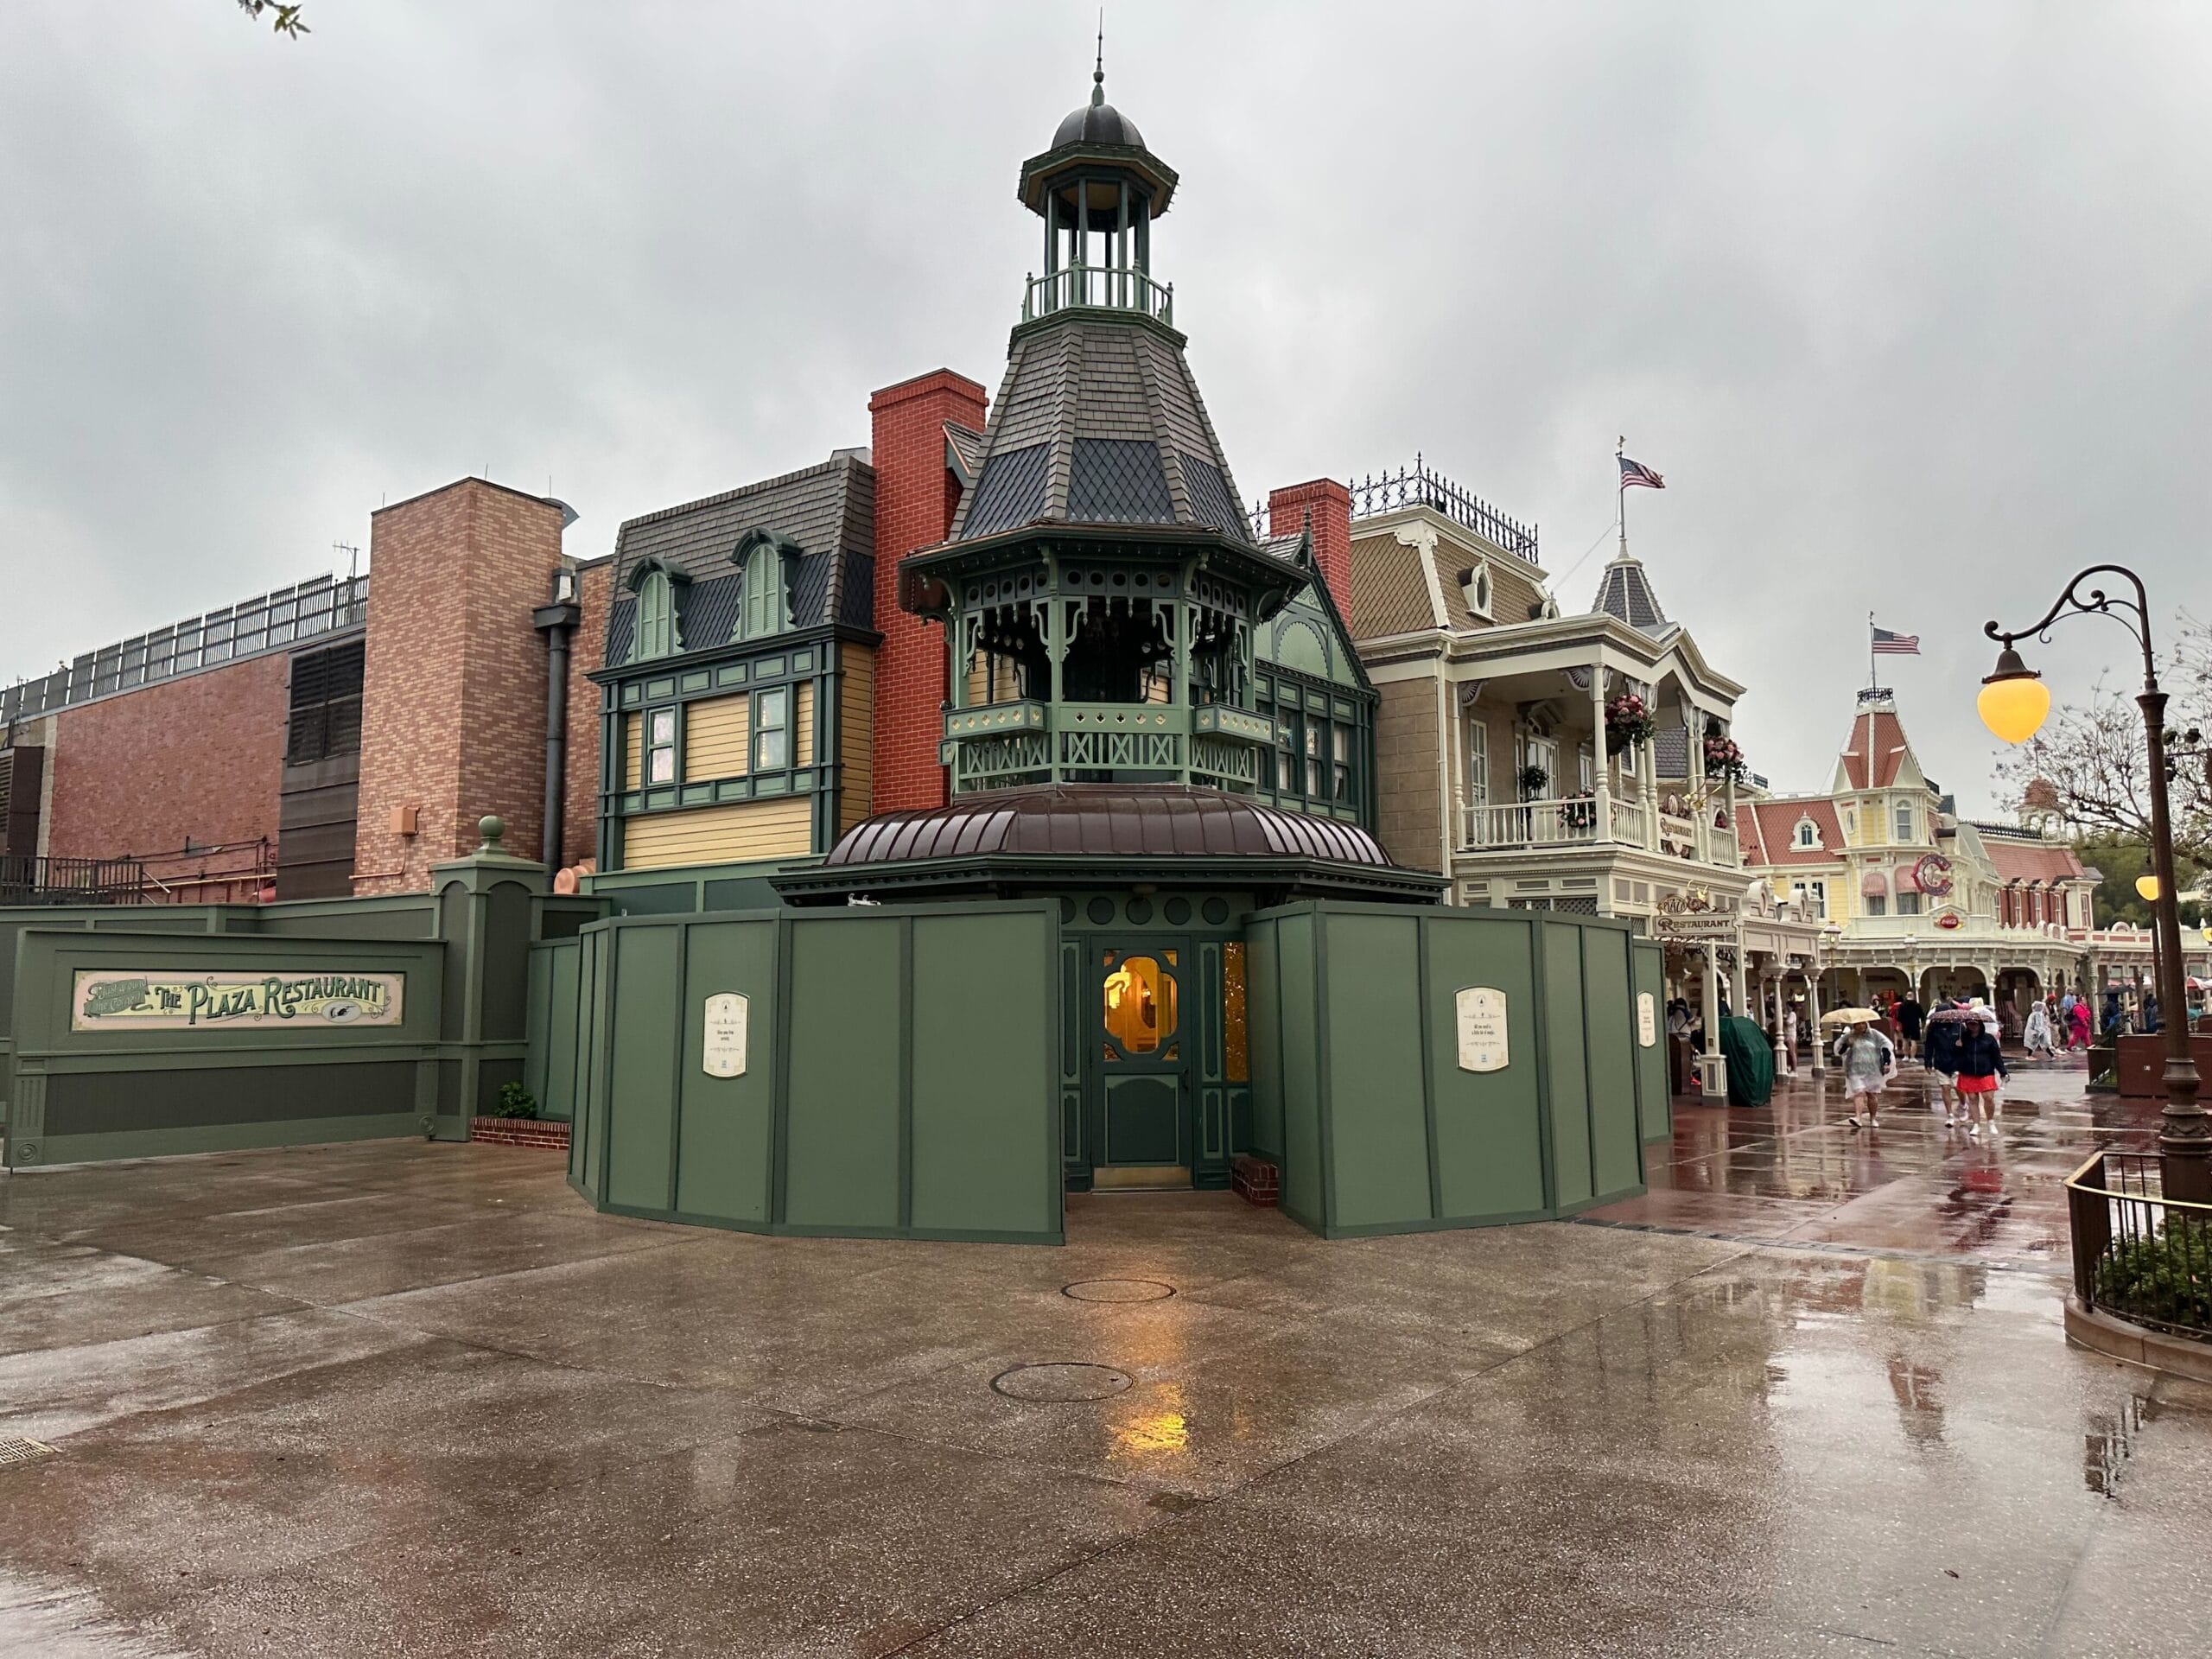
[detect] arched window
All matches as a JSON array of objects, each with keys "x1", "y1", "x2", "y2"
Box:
[
  {"x1": 741, "y1": 544, "x2": 788, "y2": 639},
  {"x1": 1459, "y1": 562, "x2": 1493, "y2": 620},
  {"x1": 634, "y1": 567, "x2": 681, "y2": 660},
  {"x1": 1793, "y1": 817, "x2": 1819, "y2": 849}
]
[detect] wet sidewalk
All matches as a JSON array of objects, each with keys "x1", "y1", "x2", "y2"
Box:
[
  {"x1": 1586, "y1": 1056, "x2": 2143, "y2": 1267},
  {"x1": 1, "y1": 1071, "x2": 2208, "y2": 1657}
]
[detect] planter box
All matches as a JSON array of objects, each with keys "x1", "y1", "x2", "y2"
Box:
[
  {"x1": 469, "y1": 1117, "x2": 570, "y2": 1151},
  {"x1": 2116, "y1": 1033, "x2": 2212, "y2": 1098}
]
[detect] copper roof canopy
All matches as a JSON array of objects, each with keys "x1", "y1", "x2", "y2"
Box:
[{"x1": 774, "y1": 785, "x2": 1443, "y2": 906}]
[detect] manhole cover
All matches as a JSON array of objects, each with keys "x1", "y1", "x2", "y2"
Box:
[
  {"x1": 991, "y1": 1363, "x2": 1133, "y2": 1402},
  {"x1": 0, "y1": 1438, "x2": 56, "y2": 1468},
  {"x1": 1062, "y1": 1279, "x2": 1176, "y2": 1304}
]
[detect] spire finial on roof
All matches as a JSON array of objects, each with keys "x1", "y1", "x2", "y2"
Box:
[{"x1": 1092, "y1": 13, "x2": 1106, "y2": 105}]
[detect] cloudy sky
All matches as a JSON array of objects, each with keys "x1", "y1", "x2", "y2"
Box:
[{"x1": 5, "y1": 2, "x2": 2209, "y2": 810}]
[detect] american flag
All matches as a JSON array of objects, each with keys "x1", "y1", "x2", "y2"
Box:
[
  {"x1": 1618, "y1": 456, "x2": 1665, "y2": 490},
  {"x1": 1872, "y1": 625, "x2": 1920, "y2": 656}
]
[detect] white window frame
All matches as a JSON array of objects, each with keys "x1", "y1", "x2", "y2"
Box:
[
  {"x1": 1894, "y1": 800, "x2": 1914, "y2": 842},
  {"x1": 1465, "y1": 720, "x2": 1489, "y2": 808}
]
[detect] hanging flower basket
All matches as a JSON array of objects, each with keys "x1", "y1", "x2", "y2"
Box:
[
  {"x1": 1702, "y1": 720, "x2": 1748, "y2": 785},
  {"x1": 1605, "y1": 692, "x2": 1656, "y2": 757}
]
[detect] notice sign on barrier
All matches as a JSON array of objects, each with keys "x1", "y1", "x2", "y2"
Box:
[
  {"x1": 1454, "y1": 987, "x2": 1509, "y2": 1073},
  {"x1": 72, "y1": 970, "x2": 404, "y2": 1032},
  {"x1": 702, "y1": 992, "x2": 749, "y2": 1077},
  {"x1": 1637, "y1": 992, "x2": 1657, "y2": 1047}
]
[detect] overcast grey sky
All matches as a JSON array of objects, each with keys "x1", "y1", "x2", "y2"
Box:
[{"x1": 5, "y1": 2, "x2": 2209, "y2": 811}]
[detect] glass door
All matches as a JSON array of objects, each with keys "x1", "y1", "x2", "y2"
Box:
[{"x1": 1091, "y1": 940, "x2": 1191, "y2": 1185}]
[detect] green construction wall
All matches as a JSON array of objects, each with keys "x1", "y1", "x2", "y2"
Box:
[
  {"x1": 1246, "y1": 901, "x2": 1649, "y2": 1238},
  {"x1": 560, "y1": 902, "x2": 1061, "y2": 1243},
  {"x1": 2, "y1": 863, "x2": 604, "y2": 1168}
]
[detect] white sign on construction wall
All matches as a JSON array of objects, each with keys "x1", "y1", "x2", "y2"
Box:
[
  {"x1": 1454, "y1": 987, "x2": 1509, "y2": 1073},
  {"x1": 702, "y1": 992, "x2": 749, "y2": 1078},
  {"x1": 1637, "y1": 992, "x2": 1657, "y2": 1047}
]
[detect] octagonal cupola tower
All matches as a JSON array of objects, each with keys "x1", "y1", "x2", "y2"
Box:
[{"x1": 899, "y1": 67, "x2": 1299, "y2": 796}]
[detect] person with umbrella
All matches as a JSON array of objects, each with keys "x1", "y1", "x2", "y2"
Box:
[
  {"x1": 1923, "y1": 996, "x2": 1968, "y2": 1126},
  {"x1": 1822, "y1": 1007, "x2": 1896, "y2": 1128},
  {"x1": 1952, "y1": 1004, "x2": 2011, "y2": 1138}
]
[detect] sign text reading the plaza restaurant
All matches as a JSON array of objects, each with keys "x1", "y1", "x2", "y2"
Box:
[{"x1": 72, "y1": 970, "x2": 404, "y2": 1033}]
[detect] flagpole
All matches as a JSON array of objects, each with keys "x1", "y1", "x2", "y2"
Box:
[
  {"x1": 1868, "y1": 612, "x2": 1876, "y2": 694},
  {"x1": 1617, "y1": 436, "x2": 1627, "y2": 558}
]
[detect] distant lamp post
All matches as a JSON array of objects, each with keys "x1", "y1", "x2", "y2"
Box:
[{"x1": 1982, "y1": 566, "x2": 2206, "y2": 1200}]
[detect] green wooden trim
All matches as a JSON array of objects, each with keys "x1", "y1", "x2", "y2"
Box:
[{"x1": 33, "y1": 1119, "x2": 424, "y2": 1166}]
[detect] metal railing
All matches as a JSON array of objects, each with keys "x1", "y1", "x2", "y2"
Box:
[
  {"x1": 1021, "y1": 264, "x2": 1173, "y2": 327},
  {"x1": 1343, "y1": 456, "x2": 1539, "y2": 561},
  {"x1": 0, "y1": 854, "x2": 149, "y2": 906},
  {"x1": 2067, "y1": 1151, "x2": 2211, "y2": 1344}
]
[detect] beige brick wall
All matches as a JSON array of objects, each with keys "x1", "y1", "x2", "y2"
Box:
[
  {"x1": 1375, "y1": 676, "x2": 1444, "y2": 874},
  {"x1": 353, "y1": 478, "x2": 565, "y2": 893}
]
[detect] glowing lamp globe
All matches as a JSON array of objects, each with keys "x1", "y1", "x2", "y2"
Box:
[
  {"x1": 1978, "y1": 647, "x2": 2051, "y2": 744},
  {"x1": 2136, "y1": 874, "x2": 2161, "y2": 902}
]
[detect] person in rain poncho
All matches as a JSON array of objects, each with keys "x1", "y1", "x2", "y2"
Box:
[
  {"x1": 2022, "y1": 999, "x2": 2055, "y2": 1058},
  {"x1": 1835, "y1": 1020, "x2": 1897, "y2": 1129}
]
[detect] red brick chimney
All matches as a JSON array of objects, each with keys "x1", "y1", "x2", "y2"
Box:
[
  {"x1": 868, "y1": 369, "x2": 988, "y2": 814},
  {"x1": 1268, "y1": 479, "x2": 1352, "y2": 620}
]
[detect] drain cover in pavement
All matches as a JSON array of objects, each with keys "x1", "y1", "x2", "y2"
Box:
[
  {"x1": 0, "y1": 1438, "x2": 56, "y2": 1468},
  {"x1": 1061, "y1": 1279, "x2": 1177, "y2": 1303},
  {"x1": 991, "y1": 1363, "x2": 1133, "y2": 1402}
]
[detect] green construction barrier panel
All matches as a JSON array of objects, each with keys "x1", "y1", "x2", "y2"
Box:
[
  {"x1": 570, "y1": 902, "x2": 1061, "y2": 1243},
  {"x1": 1248, "y1": 902, "x2": 1648, "y2": 1238},
  {"x1": 5, "y1": 926, "x2": 445, "y2": 1168},
  {"x1": 1630, "y1": 942, "x2": 1671, "y2": 1143}
]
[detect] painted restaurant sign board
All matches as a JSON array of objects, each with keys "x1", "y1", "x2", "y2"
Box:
[{"x1": 72, "y1": 971, "x2": 404, "y2": 1033}]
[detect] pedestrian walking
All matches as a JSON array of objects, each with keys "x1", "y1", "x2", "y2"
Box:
[
  {"x1": 1835, "y1": 1020, "x2": 1897, "y2": 1129},
  {"x1": 1955, "y1": 1016, "x2": 2011, "y2": 1137},
  {"x1": 2057, "y1": 990, "x2": 2077, "y2": 1050},
  {"x1": 2067, "y1": 996, "x2": 2092, "y2": 1051},
  {"x1": 1781, "y1": 1001, "x2": 1800, "y2": 1074},
  {"x1": 1923, "y1": 996, "x2": 1967, "y2": 1124},
  {"x1": 1893, "y1": 993, "x2": 1926, "y2": 1061},
  {"x1": 2022, "y1": 999, "x2": 2055, "y2": 1058}
]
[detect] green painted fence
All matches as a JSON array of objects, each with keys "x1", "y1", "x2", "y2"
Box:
[
  {"x1": 5, "y1": 927, "x2": 446, "y2": 1166},
  {"x1": 1246, "y1": 902, "x2": 1659, "y2": 1238},
  {"x1": 555, "y1": 902, "x2": 1063, "y2": 1243},
  {"x1": 1, "y1": 840, "x2": 605, "y2": 1169}
]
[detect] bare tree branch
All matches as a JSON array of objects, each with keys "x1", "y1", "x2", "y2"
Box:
[{"x1": 236, "y1": 1, "x2": 308, "y2": 39}]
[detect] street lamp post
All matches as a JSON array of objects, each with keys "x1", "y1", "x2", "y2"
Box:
[{"x1": 1980, "y1": 566, "x2": 2208, "y2": 1201}]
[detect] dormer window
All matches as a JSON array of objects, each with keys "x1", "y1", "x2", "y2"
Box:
[
  {"x1": 632, "y1": 563, "x2": 683, "y2": 661},
  {"x1": 733, "y1": 532, "x2": 798, "y2": 641},
  {"x1": 1459, "y1": 563, "x2": 1492, "y2": 621},
  {"x1": 1793, "y1": 817, "x2": 1820, "y2": 850}
]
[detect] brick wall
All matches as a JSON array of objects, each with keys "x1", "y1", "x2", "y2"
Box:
[
  {"x1": 1375, "y1": 674, "x2": 1445, "y2": 874},
  {"x1": 868, "y1": 369, "x2": 988, "y2": 813},
  {"x1": 353, "y1": 478, "x2": 565, "y2": 894},
  {"x1": 561, "y1": 558, "x2": 612, "y2": 869},
  {"x1": 42, "y1": 652, "x2": 289, "y2": 862},
  {"x1": 1268, "y1": 480, "x2": 1353, "y2": 622}
]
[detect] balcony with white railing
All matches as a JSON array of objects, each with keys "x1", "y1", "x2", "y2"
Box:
[{"x1": 1456, "y1": 784, "x2": 1739, "y2": 869}]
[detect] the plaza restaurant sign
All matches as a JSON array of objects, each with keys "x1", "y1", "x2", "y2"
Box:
[{"x1": 72, "y1": 969, "x2": 404, "y2": 1033}]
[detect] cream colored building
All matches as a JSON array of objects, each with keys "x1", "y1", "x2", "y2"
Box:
[
  {"x1": 1345, "y1": 467, "x2": 1820, "y2": 1094},
  {"x1": 1737, "y1": 692, "x2": 2210, "y2": 1023}
]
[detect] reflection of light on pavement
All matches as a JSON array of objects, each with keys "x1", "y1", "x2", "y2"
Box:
[{"x1": 1111, "y1": 1383, "x2": 1191, "y2": 1464}]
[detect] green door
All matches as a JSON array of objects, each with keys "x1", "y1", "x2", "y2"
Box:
[{"x1": 1091, "y1": 938, "x2": 1191, "y2": 1185}]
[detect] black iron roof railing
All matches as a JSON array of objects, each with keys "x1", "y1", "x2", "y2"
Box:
[
  {"x1": 0, "y1": 854, "x2": 149, "y2": 906},
  {"x1": 1350, "y1": 457, "x2": 1539, "y2": 560},
  {"x1": 1247, "y1": 459, "x2": 1540, "y2": 563}
]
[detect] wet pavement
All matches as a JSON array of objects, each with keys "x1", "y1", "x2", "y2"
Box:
[{"x1": 2, "y1": 1067, "x2": 2209, "y2": 1656}]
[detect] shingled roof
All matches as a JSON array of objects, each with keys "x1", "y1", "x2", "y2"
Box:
[
  {"x1": 948, "y1": 315, "x2": 1251, "y2": 546},
  {"x1": 602, "y1": 453, "x2": 875, "y2": 667},
  {"x1": 1839, "y1": 706, "x2": 1915, "y2": 790},
  {"x1": 1590, "y1": 552, "x2": 1672, "y2": 636}
]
